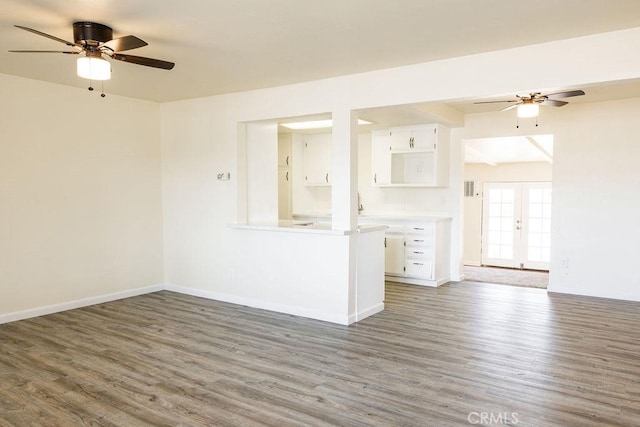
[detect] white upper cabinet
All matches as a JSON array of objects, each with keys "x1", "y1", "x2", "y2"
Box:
[
  {"x1": 278, "y1": 135, "x2": 292, "y2": 168},
  {"x1": 371, "y1": 130, "x2": 391, "y2": 185},
  {"x1": 389, "y1": 124, "x2": 437, "y2": 151},
  {"x1": 303, "y1": 133, "x2": 331, "y2": 186},
  {"x1": 371, "y1": 124, "x2": 449, "y2": 187},
  {"x1": 278, "y1": 134, "x2": 292, "y2": 219}
]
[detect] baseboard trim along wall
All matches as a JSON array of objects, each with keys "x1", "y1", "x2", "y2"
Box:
[
  {"x1": 349, "y1": 303, "x2": 384, "y2": 324},
  {"x1": 165, "y1": 283, "x2": 351, "y2": 325},
  {"x1": 548, "y1": 285, "x2": 640, "y2": 303},
  {"x1": 0, "y1": 284, "x2": 165, "y2": 325}
]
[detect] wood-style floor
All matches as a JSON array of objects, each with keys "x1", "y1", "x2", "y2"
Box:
[{"x1": 1, "y1": 282, "x2": 640, "y2": 426}]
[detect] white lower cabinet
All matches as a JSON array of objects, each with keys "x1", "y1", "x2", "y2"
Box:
[
  {"x1": 381, "y1": 219, "x2": 451, "y2": 287},
  {"x1": 384, "y1": 231, "x2": 405, "y2": 276}
]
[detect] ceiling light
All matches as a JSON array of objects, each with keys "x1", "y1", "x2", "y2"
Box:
[
  {"x1": 77, "y1": 55, "x2": 111, "y2": 80},
  {"x1": 517, "y1": 103, "x2": 539, "y2": 118},
  {"x1": 280, "y1": 119, "x2": 373, "y2": 130}
]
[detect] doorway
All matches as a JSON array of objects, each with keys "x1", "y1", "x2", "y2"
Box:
[
  {"x1": 481, "y1": 182, "x2": 551, "y2": 270},
  {"x1": 463, "y1": 135, "x2": 553, "y2": 288}
]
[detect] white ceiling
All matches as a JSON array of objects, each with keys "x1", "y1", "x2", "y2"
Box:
[
  {"x1": 465, "y1": 135, "x2": 554, "y2": 165},
  {"x1": 2, "y1": 0, "x2": 640, "y2": 103}
]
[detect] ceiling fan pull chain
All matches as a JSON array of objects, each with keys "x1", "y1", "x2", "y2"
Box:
[
  {"x1": 88, "y1": 78, "x2": 94, "y2": 92},
  {"x1": 101, "y1": 81, "x2": 106, "y2": 98}
]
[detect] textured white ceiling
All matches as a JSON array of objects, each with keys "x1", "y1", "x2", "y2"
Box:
[{"x1": 2, "y1": 0, "x2": 640, "y2": 102}]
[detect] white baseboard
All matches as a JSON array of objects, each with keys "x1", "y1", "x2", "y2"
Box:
[
  {"x1": 548, "y1": 285, "x2": 640, "y2": 303},
  {"x1": 349, "y1": 303, "x2": 384, "y2": 324},
  {"x1": 386, "y1": 275, "x2": 449, "y2": 287},
  {"x1": 165, "y1": 283, "x2": 350, "y2": 325},
  {"x1": 0, "y1": 284, "x2": 165, "y2": 325},
  {"x1": 463, "y1": 261, "x2": 481, "y2": 267}
]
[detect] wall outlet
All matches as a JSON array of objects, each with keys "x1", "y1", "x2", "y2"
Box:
[
  {"x1": 560, "y1": 258, "x2": 569, "y2": 268},
  {"x1": 217, "y1": 172, "x2": 231, "y2": 181}
]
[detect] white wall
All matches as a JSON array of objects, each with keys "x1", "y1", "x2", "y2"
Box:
[
  {"x1": 246, "y1": 121, "x2": 278, "y2": 222},
  {"x1": 0, "y1": 73, "x2": 164, "y2": 321},
  {"x1": 160, "y1": 27, "x2": 640, "y2": 310},
  {"x1": 463, "y1": 162, "x2": 552, "y2": 265},
  {"x1": 550, "y1": 98, "x2": 640, "y2": 300},
  {"x1": 463, "y1": 97, "x2": 640, "y2": 301}
]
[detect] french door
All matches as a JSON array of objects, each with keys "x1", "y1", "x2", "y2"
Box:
[{"x1": 481, "y1": 182, "x2": 552, "y2": 271}]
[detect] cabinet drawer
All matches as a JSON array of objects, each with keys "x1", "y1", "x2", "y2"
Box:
[
  {"x1": 405, "y1": 236, "x2": 433, "y2": 247},
  {"x1": 405, "y1": 260, "x2": 433, "y2": 279},
  {"x1": 406, "y1": 224, "x2": 434, "y2": 235},
  {"x1": 406, "y1": 247, "x2": 433, "y2": 259}
]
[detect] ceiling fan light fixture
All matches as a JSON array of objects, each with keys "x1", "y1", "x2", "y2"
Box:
[
  {"x1": 517, "y1": 103, "x2": 539, "y2": 118},
  {"x1": 77, "y1": 56, "x2": 111, "y2": 80}
]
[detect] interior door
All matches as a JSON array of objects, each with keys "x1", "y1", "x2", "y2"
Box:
[{"x1": 481, "y1": 182, "x2": 551, "y2": 270}]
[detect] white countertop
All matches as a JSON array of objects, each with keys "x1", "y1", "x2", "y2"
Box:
[
  {"x1": 230, "y1": 220, "x2": 387, "y2": 235},
  {"x1": 292, "y1": 212, "x2": 452, "y2": 223}
]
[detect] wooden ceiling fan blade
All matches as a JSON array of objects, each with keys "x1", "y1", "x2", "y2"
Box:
[
  {"x1": 473, "y1": 100, "x2": 518, "y2": 104},
  {"x1": 541, "y1": 99, "x2": 569, "y2": 107},
  {"x1": 14, "y1": 25, "x2": 80, "y2": 48},
  {"x1": 9, "y1": 50, "x2": 79, "y2": 54},
  {"x1": 500, "y1": 104, "x2": 520, "y2": 112},
  {"x1": 546, "y1": 89, "x2": 585, "y2": 99},
  {"x1": 111, "y1": 53, "x2": 175, "y2": 70},
  {"x1": 102, "y1": 35, "x2": 148, "y2": 52}
]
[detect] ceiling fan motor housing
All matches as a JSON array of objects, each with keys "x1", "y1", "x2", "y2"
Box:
[{"x1": 73, "y1": 22, "x2": 113, "y2": 46}]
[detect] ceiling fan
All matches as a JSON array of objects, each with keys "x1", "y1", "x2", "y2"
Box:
[
  {"x1": 474, "y1": 90, "x2": 585, "y2": 118},
  {"x1": 9, "y1": 22, "x2": 175, "y2": 84}
]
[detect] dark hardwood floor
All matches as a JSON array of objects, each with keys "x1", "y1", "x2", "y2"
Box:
[{"x1": 1, "y1": 281, "x2": 639, "y2": 426}]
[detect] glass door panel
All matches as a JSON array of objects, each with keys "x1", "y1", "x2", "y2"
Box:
[{"x1": 481, "y1": 182, "x2": 551, "y2": 270}]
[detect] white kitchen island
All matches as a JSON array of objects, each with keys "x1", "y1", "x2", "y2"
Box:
[{"x1": 227, "y1": 221, "x2": 387, "y2": 325}]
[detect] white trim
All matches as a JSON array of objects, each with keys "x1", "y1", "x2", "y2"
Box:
[
  {"x1": 463, "y1": 260, "x2": 482, "y2": 267},
  {"x1": 386, "y1": 275, "x2": 449, "y2": 287},
  {"x1": 165, "y1": 283, "x2": 350, "y2": 325},
  {"x1": 353, "y1": 303, "x2": 384, "y2": 323},
  {"x1": 548, "y1": 286, "x2": 640, "y2": 303},
  {"x1": 0, "y1": 284, "x2": 164, "y2": 325}
]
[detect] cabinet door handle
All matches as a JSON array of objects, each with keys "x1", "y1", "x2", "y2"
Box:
[
  {"x1": 414, "y1": 239, "x2": 424, "y2": 243},
  {"x1": 286, "y1": 155, "x2": 289, "y2": 166},
  {"x1": 413, "y1": 262, "x2": 424, "y2": 266},
  {"x1": 413, "y1": 227, "x2": 424, "y2": 231},
  {"x1": 414, "y1": 251, "x2": 424, "y2": 255},
  {"x1": 286, "y1": 171, "x2": 289, "y2": 181},
  {"x1": 374, "y1": 173, "x2": 377, "y2": 183},
  {"x1": 325, "y1": 173, "x2": 329, "y2": 183},
  {"x1": 384, "y1": 237, "x2": 387, "y2": 247}
]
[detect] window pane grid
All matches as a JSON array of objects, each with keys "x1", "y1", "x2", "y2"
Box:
[
  {"x1": 527, "y1": 188, "x2": 552, "y2": 262},
  {"x1": 487, "y1": 189, "x2": 515, "y2": 260}
]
